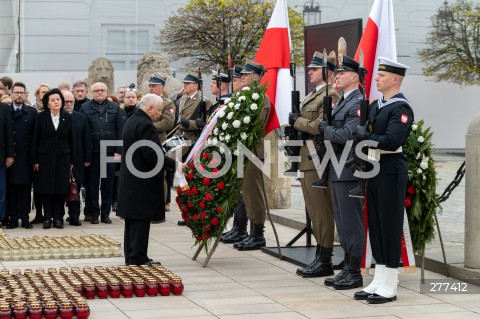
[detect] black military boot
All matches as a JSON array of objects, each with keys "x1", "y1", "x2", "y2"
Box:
[
  {"x1": 298, "y1": 246, "x2": 334, "y2": 278},
  {"x1": 348, "y1": 179, "x2": 366, "y2": 198},
  {"x1": 236, "y1": 224, "x2": 266, "y2": 251},
  {"x1": 296, "y1": 245, "x2": 320, "y2": 276},
  {"x1": 222, "y1": 199, "x2": 248, "y2": 243},
  {"x1": 233, "y1": 222, "x2": 253, "y2": 249},
  {"x1": 311, "y1": 168, "x2": 328, "y2": 188},
  {"x1": 284, "y1": 161, "x2": 299, "y2": 177},
  {"x1": 324, "y1": 252, "x2": 350, "y2": 286},
  {"x1": 333, "y1": 255, "x2": 363, "y2": 290}
]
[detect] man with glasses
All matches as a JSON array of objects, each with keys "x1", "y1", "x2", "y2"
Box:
[
  {"x1": 80, "y1": 82, "x2": 124, "y2": 225},
  {"x1": 63, "y1": 90, "x2": 92, "y2": 226},
  {"x1": 6, "y1": 82, "x2": 37, "y2": 229}
]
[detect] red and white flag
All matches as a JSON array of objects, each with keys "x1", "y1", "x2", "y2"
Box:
[
  {"x1": 254, "y1": 0, "x2": 292, "y2": 135},
  {"x1": 354, "y1": 0, "x2": 397, "y2": 101}
]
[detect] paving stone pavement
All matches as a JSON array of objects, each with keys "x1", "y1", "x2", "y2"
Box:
[{"x1": 2, "y1": 197, "x2": 479, "y2": 319}]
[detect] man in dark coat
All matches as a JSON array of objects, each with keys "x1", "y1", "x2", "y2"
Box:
[
  {"x1": 117, "y1": 94, "x2": 178, "y2": 266},
  {"x1": 0, "y1": 102, "x2": 14, "y2": 223},
  {"x1": 63, "y1": 90, "x2": 92, "y2": 226},
  {"x1": 319, "y1": 56, "x2": 364, "y2": 290},
  {"x1": 6, "y1": 82, "x2": 37, "y2": 229},
  {"x1": 80, "y1": 82, "x2": 124, "y2": 224}
]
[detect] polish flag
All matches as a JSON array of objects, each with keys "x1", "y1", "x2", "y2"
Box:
[
  {"x1": 254, "y1": 0, "x2": 292, "y2": 135},
  {"x1": 354, "y1": 0, "x2": 397, "y2": 101}
]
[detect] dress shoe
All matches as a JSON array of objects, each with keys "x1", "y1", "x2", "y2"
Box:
[
  {"x1": 69, "y1": 218, "x2": 82, "y2": 226},
  {"x1": 143, "y1": 259, "x2": 162, "y2": 266},
  {"x1": 165, "y1": 204, "x2": 170, "y2": 212},
  {"x1": 367, "y1": 293, "x2": 397, "y2": 304},
  {"x1": 354, "y1": 290, "x2": 372, "y2": 300},
  {"x1": 53, "y1": 219, "x2": 64, "y2": 229},
  {"x1": 84, "y1": 215, "x2": 92, "y2": 222},
  {"x1": 91, "y1": 218, "x2": 99, "y2": 224},
  {"x1": 43, "y1": 220, "x2": 52, "y2": 229},
  {"x1": 21, "y1": 221, "x2": 33, "y2": 229},
  {"x1": 101, "y1": 216, "x2": 112, "y2": 224},
  {"x1": 151, "y1": 219, "x2": 166, "y2": 224},
  {"x1": 6, "y1": 221, "x2": 18, "y2": 229},
  {"x1": 30, "y1": 215, "x2": 44, "y2": 224},
  {"x1": 297, "y1": 246, "x2": 334, "y2": 278},
  {"x1": 177, "y1": 220, "x2": 186, "y2": 226}
]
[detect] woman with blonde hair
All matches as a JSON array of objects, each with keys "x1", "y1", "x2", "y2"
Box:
[{"x1": 34, "y1": 83, "x2": 51, "y2": 111}]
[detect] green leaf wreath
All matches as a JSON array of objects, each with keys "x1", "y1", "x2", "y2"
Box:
[
  {"x1": 176, "y1": 84, "x2": 267, "y2": 249},
  {"x1": 403, "y1": 120, "x2": 441, "y2": 253}
]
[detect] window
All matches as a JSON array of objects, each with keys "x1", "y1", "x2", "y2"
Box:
[{"x1": 107, "y1": 30, "x2": 126, "y2": 53}]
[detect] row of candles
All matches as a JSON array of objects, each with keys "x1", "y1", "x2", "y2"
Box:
[
  {"x1": 0, "y1": 264, "x2": 185, "y2": 319},
  {"x1": 0, "y1": 268, "x2": 90, "y2": 319},
  {"x1": 0, "y1": 231, "x2": 122, "y2": 261}
]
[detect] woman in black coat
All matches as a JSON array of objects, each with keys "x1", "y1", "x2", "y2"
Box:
[{"x1": 31, "y1": 88, "x2": 75, "y2": 229}]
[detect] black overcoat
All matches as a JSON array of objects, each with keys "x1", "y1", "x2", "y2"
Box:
[
  {"x1": 7, "y1": 104, "x2": 37, "y2": 184},
  {"x1": 71, "y1": 111, "x2": 92, "y2": 182},
  {"x1": 0, "y1": 103, "x2": 14, "y2": 166},
  {"x1": 116, "y1": 108, "x2": 176, "y2": 221},
  {"x1": 31, "y1": 110, "x2": 75, "y2": 195}
]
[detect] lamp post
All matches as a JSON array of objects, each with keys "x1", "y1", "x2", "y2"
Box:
[{"x1": 303, "y1": 1, "x2": 321, "y2": 26}]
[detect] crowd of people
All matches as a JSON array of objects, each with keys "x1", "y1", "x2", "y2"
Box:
[
  {"x1": 0, "y1": 53, "x2": 414, "y2": 303},
  {"x1": 0, "y1": 75, "x2": 184, "y2": 230}
]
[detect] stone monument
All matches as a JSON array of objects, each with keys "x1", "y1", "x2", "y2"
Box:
[
  {"x1": 87, "y1": 57, "x2": 115, "y2": 96},
  {"x1": 137, "y1": 51, "x2": 182, "y2": 97}
]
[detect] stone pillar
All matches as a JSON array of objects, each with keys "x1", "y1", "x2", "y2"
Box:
[
  {"x1": 264, "y1": 130, "x2": 291, "y2": 208},
  {"x1": 465, "y1": 112, "x2": 480, "y2": 268}
]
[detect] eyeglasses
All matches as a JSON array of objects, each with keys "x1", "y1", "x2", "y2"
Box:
[
  {"x1": 92, "y1": 89, "x2": 106, "y2": 93},
  {"x1": 12, "y1": 92, "x2": 26, "y2": 95}
]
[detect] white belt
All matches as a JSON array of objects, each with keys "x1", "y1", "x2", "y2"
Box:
[{"x1": 368, "y1": 146, "x2": 402, "y2": 161}]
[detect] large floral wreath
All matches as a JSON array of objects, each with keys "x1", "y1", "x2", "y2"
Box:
[
  {"x1": 403, "y1": 119, "x2": 440, "y2": 253},
  {"x1": 175, "y1": 84, "x2": 267, "y2": 249}
]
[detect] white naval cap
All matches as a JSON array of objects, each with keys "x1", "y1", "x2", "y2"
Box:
[{"x1": 378, "y1": 57, "x2": 409, "y2": 76}]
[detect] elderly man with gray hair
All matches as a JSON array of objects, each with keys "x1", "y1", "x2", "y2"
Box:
[
  {"x1": 80, "y1": 82, "x2": 124, "y2": 224},
  {"x1": 117, "y1": 94, "x2": 180, "y2": 266}
]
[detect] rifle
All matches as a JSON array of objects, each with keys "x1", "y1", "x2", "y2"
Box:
[
  {"x1": 311, "y1": 49, "x2": 332, "y2": 188},
  {"x1": 283, "y1": 52, "x2": 301, "y2": 176},
  {"x1": 216, "y1": 63, "x2": 222, "y2": 101},
  {"x1": 345, "y1": 49, "x2": 369, "y2": 198}
]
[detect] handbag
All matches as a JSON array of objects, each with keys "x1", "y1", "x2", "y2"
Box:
[{"x1": 67, "y1": 171, "x2": 80, "y2": 202}]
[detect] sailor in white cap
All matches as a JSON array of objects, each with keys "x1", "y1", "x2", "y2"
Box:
[{"x1": 353, "y1": 57, "x2": 414, "y2": 304}]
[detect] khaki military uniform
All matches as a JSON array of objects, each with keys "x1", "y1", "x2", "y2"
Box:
[
  {"x1": 242, "y1": 95, "x2": 271, "y2": 225},
  {"x1": 175, "y1": 92, "x2": 212, "y2": 144},
  {"x1": 153, "y1": 97, "x2": 175, "y2": 143},
  {"x1": 293, "y1": 85, "x2": 339, "y2": 248}
]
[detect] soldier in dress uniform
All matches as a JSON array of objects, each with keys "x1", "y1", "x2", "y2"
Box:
[
  {"x1": 196, "y1": 70, "x2": 230, "y2": 130},
  {"x1": 149, "y1": 76, "x2": 175, "y2": 143},
  {"x1": 353, "y1": 57, "x2": 413, "y2": 304},
  {"x1": 148, "y1": 75, "x2": 175, "y2": 221},
  {"x1": 318, "y1": 56, "x2": 364, "y2": 289},
  {"x1": 176, "y1": 73, "x2": 212, "y2": 156},
  {"x1": 221, "y1": 64, "x2": 249, "y2": 244},
  {"x1": 233, "y1": 59, "x2": 271, "y2": 251},
  {"x1": 288, "y1": 52, "x2": 339, "y2": 277}
]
